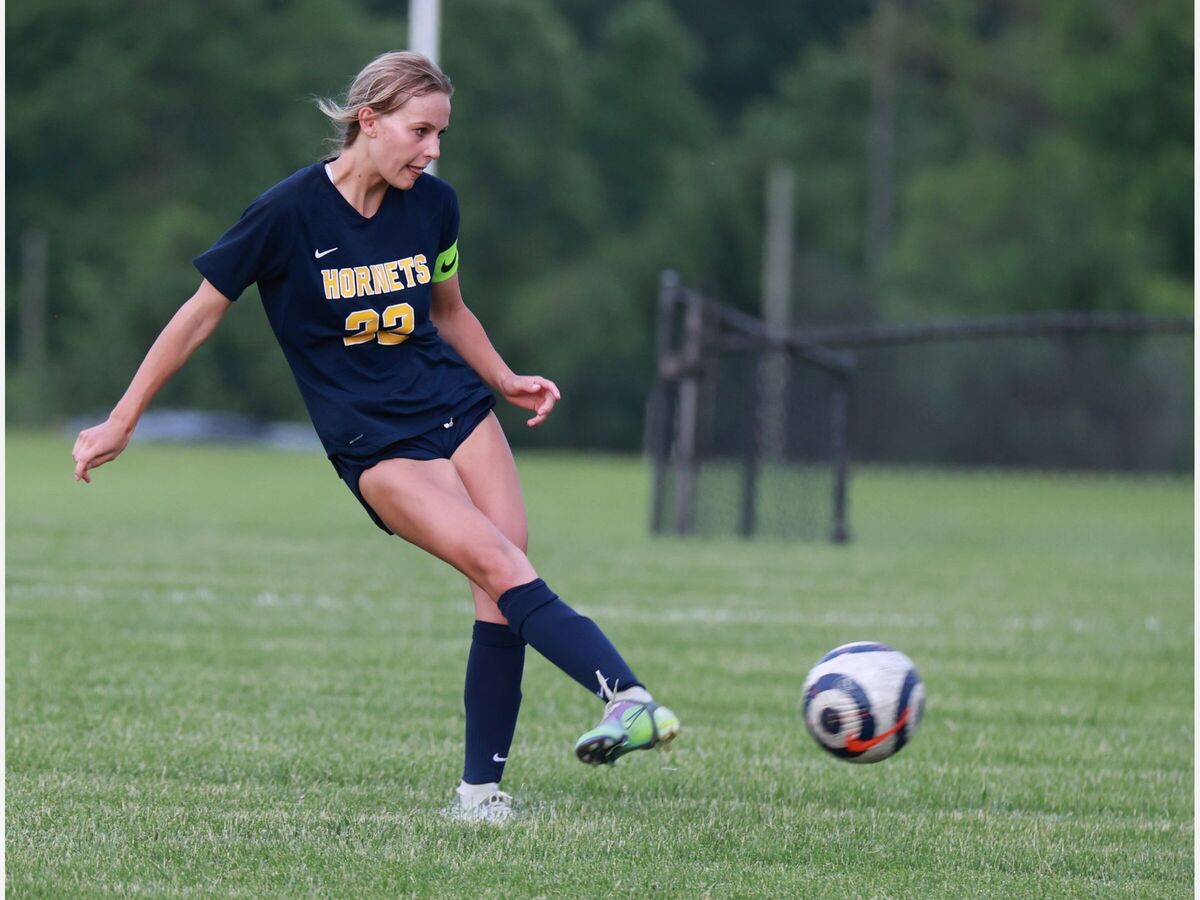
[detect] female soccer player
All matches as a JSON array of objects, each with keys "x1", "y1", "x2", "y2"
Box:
[{"x1": 71, "y1": 51, "x2": 678, "y2": 822}]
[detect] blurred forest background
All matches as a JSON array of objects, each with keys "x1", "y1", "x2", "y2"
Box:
[{"x1": 7, "y1": 0, "x2": 1193, "y2": 453}]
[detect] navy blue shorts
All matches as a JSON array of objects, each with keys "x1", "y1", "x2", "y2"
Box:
[{"x1": 329, "y1": 393, "x2": 497, "y2": 534}]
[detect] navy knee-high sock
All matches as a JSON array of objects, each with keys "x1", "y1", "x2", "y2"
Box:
[
  {"x1": 463, "y1": 620, "x2": 525, "y2": 785},
  {"x1": 497, "y1": 579, "x2": 640, "y2": 698}
]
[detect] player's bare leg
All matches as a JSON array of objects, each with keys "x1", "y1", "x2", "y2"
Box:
[
  {"x1": 359, "y1": 449, "x2": 679, "y2": 771},
  {"x1": 360, "y1": 455, "x2": 530, "y2": 821},
  {"x1": 452, "y1": 413, "x2": 531, "y2": 819},
  {"x1": 452, "y1": 412, "x2": 529, "y2": 626},
  {"x1": 359, "y1": 457, "x2": 535, "y2": 599},
  {"x1": 452, "y1": 418, "x2": 681, "y2": 764}
]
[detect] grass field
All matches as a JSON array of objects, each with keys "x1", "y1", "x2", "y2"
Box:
[{"x1": 6, "y1": 430, "x2": 1193, "y2": 897}]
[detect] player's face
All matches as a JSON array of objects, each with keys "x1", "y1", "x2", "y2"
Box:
[{"x1": 370, "y1": 92, "x2": 451, "y2": 190}]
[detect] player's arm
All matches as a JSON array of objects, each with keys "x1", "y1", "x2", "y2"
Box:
[
  {"x1": 430, "y1": 274, "x2": 560, "y2": 427},
  {"x1": 72, "y1": 279, "x2": 233, "y2": 483}
]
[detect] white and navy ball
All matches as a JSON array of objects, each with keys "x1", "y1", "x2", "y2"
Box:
[{"x1": 802, "y1": 642, "x2": 924, "y2": 764}]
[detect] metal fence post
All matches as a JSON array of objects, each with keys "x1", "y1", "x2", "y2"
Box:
[
  {"x1": 830, "y1": 363, "x2": 855, "y2": 544},
  {"x1": 672, "y1": 290, "x2": 705, "y2": 536},
  {"x1": 649, "y1": 271, "x2": 681, "y2": 535},
  {"x1": 739, "y1": 357, "x2": 761, "y2": 538}
]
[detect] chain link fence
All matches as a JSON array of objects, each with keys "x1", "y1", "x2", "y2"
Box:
[{"x1": 647, "y1": 273, "x2": 1193, "y2": 543}]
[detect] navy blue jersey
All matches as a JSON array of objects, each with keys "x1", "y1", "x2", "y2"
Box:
[{"x1": 194, "y1": 162, "x2": 491, "y2": 458}]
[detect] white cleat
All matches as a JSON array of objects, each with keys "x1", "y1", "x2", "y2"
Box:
[{"x1": 453, "y1": 781, "x2": 514, "y2": 824}]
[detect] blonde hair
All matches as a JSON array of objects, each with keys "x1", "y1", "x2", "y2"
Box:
[{"x1": 317, "y1": 51, "x2": 453, "y2": 150}]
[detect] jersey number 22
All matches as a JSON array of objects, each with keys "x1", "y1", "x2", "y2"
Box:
[{"x1": 343, "y1": 303, "x2": 415, "y2": 346}]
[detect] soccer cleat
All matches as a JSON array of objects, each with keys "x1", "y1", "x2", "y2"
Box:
[
  {"x1": 453, "y1": 782, "x2": 514, "y2": 824},
  {"x1": 574, "y1": 673, "x2": 681, "y2": 766}
]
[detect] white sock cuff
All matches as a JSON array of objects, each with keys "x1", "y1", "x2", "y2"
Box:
[
  {"x1": 457, "y1": 780, "x2": 500, "y2": 801},
  {"x1": 614, "y1": 685, "x2": 653, "y2": 704}
]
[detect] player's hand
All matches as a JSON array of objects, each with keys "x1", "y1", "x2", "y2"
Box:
[
  {"x1": 72, "y1": 416, "x2": 134, "y2": 483},
  {"x1": 499, "y1": 374, "x2": 561, "y2": 427}
]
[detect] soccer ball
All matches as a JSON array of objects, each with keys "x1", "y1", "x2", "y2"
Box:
[{"x1": 802, "y1": 642, "x2": 924, "y2": 764}]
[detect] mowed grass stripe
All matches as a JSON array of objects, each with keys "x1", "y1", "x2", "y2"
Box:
[{"x1": 7, "y1": 432, "x2": 1192, "y2": 897}]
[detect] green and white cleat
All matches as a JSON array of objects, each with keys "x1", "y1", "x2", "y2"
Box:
[{"x1": 574, "y1": 674, "x2": 681, "y2": 766}]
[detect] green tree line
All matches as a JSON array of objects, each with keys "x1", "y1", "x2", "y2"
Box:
[{"x1": 7, "y1": 0, "x2": 1191, "y2": 450}]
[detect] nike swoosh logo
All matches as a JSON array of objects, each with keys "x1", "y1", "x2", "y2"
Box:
[
  {"x1": 843, "y1": 708, "x2": 909, "y2": 754},
  {"x1": 492, "y1": 753, "x2": 507, "y2": 763},
  {"x1": 622, "y1": 707, "x2": 647, "y2": 728},
  {"x1": 314, "y1": 247, "x2": 339, "y2": 259},
  {"x1": 440, "y1": 253, "x2": 458, "y2": 273},
  {"x1": 442, "y1": 418, "x2": 454, "y2": 429},
  {"x1": 348, "y1": 434, "x2": 364, "y2": 445}
]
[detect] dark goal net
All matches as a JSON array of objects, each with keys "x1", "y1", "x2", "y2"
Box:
[
  {"x1": 646, "y1": 276, "x2": 853, "y2": 543},
  {"x1": 647, "y1": 273, "x2": 1193, "y2": 543}
]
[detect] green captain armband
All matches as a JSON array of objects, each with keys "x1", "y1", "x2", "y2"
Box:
[{"x1": 432, "y1": 241, "x2": 459, "y2": 283}]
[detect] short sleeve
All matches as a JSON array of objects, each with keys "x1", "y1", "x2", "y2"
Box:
[
  {"x1": 193, "y1": 192, "x2": 291, "y2": 301},
  {"x1": 431, "y1": 185, "x2": 460, "y2": 283}
]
